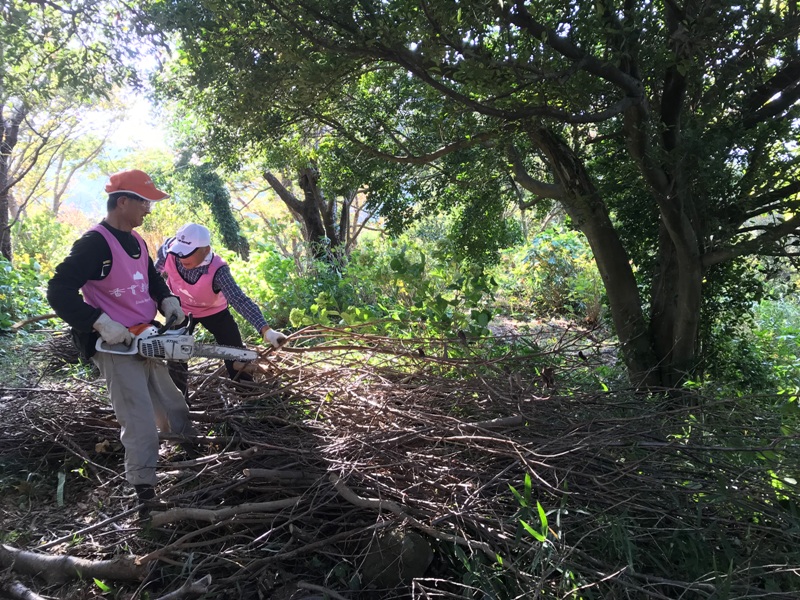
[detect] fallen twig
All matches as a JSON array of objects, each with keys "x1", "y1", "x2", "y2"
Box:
[{"x1": 150, "y1": 497, "x2": 304, "y2": 526}]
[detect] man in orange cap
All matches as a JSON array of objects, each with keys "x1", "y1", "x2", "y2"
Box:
[{"x1": 48, "y1": 168, "x2": 195, "y2": 513}]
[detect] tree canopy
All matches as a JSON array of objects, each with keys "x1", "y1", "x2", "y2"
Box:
[
  {"x1": 0, "y1": 0, "x2": 142, "y2": 259},
  {"x1": 147, "y1": 0, "x2": 800, "y2": 388}
]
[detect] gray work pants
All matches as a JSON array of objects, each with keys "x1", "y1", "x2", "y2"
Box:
[{"x1": 92, "y1": 352, "x2": 196, "y2": 486}]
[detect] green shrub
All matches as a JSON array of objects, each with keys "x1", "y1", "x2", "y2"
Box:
[
  {"x1": 696, "y1": 296, "x2": 800, "y2": 394},
  {"x1": 12, "y1": 211, "x2": 78, "y2": 277},
  {"x1": 0, "y1": 258, "x2": 51, "y2": 330},
  {"x1": 225, "y1": 219, "x2": 498, "y2": 342},
  {"x1": 286, "y1": 238, "x2": 497, "y2": 340},
  {"x1": 493, "y1": 225, "x2": 605, "y2": 322}
]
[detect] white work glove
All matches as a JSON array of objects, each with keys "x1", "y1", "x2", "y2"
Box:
[
  {"x1": 93, "y1": 313, "x2": 134, "y2": 346},
  {"x1": 160, "y1": 296, "x2": 185, "y2": 326},
  {"x1": 262, "y1": 327, "x2": 288, "y2": 348}
]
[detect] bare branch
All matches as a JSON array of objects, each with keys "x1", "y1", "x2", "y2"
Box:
[{"x1": 703, "y1": 213, "x2": 800, "y2": 267}]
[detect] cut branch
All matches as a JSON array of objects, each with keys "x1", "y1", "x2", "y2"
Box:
[
  {"x1": 149, "y1": 497, "x2": 303, "y2": 527},
  {"x1": 0, "y1": 544, "x2": 147, "y2": 584}
]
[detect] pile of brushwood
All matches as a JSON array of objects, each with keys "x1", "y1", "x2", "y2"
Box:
[{"x1": 1, "y1": 323, "x2": 798, "y2": 599}]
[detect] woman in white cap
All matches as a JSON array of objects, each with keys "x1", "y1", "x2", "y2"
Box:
[{"x1": 155, "y1": 223, "x2": 287, "y2": 397}]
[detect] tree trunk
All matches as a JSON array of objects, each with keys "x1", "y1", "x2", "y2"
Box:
[
  {"x1": 298, "y1": 166, "x2": 341, "y2": 250},
  {"x1": 648, "y1": 219, "x2": 703, "y2": 388},
  {"x1": 264, "y1": 168, "x2": 347, "y2": 262},
  {"x1": 0, "y1": 103, "x2": 27, "y2": 262},
  {"x1": 529, "y1": 128, "x2": 662, "y2": 387},
  {"x1": 0, "y1": 134, "x2": 12, "y2": 261}
]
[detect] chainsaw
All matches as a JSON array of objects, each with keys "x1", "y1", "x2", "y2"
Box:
[{"x1": 95, "y1": 314, "x2": 258, "y2": 362}]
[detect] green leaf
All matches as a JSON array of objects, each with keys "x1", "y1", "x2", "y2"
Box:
[
  {"x1": 536, "y1": 500, "x2": 548, "y2": 531},
  {"x1": 524, "y1": 473, "x2": 532, "y2": 505},
  {"x1": 520, "y1": 519, "x2": 546, "y2": 542},
  {"x1": 508, "y1": 484, "x2": 527, "y2": 507},
  {"x1": 93, "y1": 579, "x2": 111, "y2": 592},
  {"x1": 454, "y1": 544, "x2": 471, "y2": 570}
]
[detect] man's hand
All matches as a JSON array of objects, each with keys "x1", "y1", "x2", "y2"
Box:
[
  {"x1": 93, "y1": 313, "x2": 134, "y2": 346},
  {"x1": 160, "y1": 297, "x2": 185, "y2": 326},
  {"x1": 262, "y1": 327, "x2": 288, "y2": 348}
]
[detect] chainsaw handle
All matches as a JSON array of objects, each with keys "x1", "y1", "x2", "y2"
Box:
[
  {"x1": 157, "y1": 313, "x2": 195, "y2": 335},
  {"x1": 158, "y1": 314, "x2": 177, "y2": 334}
]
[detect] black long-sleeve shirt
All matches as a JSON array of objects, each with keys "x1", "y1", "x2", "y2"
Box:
[{"x1": 47, "y1": 221, "x2": 174, "y2": 357}]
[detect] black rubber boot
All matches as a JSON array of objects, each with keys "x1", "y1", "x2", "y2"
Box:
[
  {"x1": 134, "y1": 485, "x2": 167, "y2": 519},
  {"x1": 134, "y1": 484, "x2": 156, "y2": 501}
]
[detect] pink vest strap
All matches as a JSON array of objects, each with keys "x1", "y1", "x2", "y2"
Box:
[
  {"x1": 81, "y1": 225, "x2": 158, "y2": 327},
  {"x1": 164, "y1": 253, "x2": 228, "y2": 318}
]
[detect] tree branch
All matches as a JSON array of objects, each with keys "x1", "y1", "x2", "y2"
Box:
[
  {"x1": 507, "y1": 0, "x2": 644, "y2": 98},
  {"x1": 263, "y1": 171, "x2": 305, "y2": 213},
  {"x1": 743, "y1": 81, "x2": 800, "y2": 128},
  {"x1": 743, "y1": 59, "x2": 800, "y2": 113},
  {"x1": 0, "y1": 544, "x2": 146, "y2": 585},
  {"x1": 506, "y1": 143, "x2": 563, "y2": 200},
  {"x1": 703, "y1": 213, "x2": 800, "y2": 267},
  {"x1": 315, "y1": 115, "x2": 498, "y2": 164}
]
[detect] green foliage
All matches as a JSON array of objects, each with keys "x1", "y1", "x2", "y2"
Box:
[
  {"x1": 285, "y1": 237, "x2": 497, "y2": 340},
  {"x1": 700, "y1": 296, "x2": 800, "y2": 394},
  {"x1": 223, "y1": 240, "x2": 298, "y2": 336},
  {"x1": 173, "y1": 160, "x2": 249, "y2": 259},
  {"x1": 1, "y1": 0, "x2": 138, "y2": 106},
  {"x1": 12, "y1": 211, "x2": 77, "y2": 277},
  {"x1": 0, "y1": 258, "x2": 50, "y2": 330},
  {"x1": 226, "y1": 220, "x2": 497, "y2": 342},
  {"x1": 494, "y1": 225, "x2": 605, "y2": 322}
]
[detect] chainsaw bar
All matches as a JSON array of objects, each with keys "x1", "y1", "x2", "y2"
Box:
[
  {"x1": 136, "y1": 336, "x2": 258, "y2": 362},
  {"x1": 96, "y1": 322, "x2": 259, "y2": 363},
  {"x1": 191, "y1": 343, "x2": 258, "y2": 362}
]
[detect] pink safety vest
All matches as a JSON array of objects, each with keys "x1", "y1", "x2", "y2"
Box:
[
  {"x1": 164, "y1": 253, "x2": 228, "y2": 318},
  {"x1": 81, "y1": 225, "x2": 158, "y2": 327}
]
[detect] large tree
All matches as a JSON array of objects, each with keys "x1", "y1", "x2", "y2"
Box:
[
  {"x1": 147, "y1": 0, "x2": 800, "y2": 388},
  {"x1": 9, "y1": 96, "x2": 123, "y2": 220},
  {"x1": 0, "y1": 0, "x2": 138, "y2": 260}
]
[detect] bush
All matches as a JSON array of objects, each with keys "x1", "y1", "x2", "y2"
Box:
[
  {"x1": 12, "y1": 211, "x2": 78, "y2": 278},
  {"x1": 0, "y1": 258, "x2": 51, "y2": 330},
  {"x1": 225, "y1": 221, "x2": 498, "y2": 342},
  {"x1": 493, "y1": 225, "x2": 605, "y2": 323},
  {"x1": 286, "y1": 237, "x2": 497, "y2": 339}
]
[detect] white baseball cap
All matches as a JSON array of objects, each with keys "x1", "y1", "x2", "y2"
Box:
[{"x1": 168, "y1": 223, "x2": 211, "y2": 257}]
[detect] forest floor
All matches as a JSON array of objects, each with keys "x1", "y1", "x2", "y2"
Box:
[{"x1": 1, "y1": 321, "x2": 798, "y2": 600}]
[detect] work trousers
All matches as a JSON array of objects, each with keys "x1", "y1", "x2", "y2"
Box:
[
  {"x1": 167, "y1": 308, "x2": 253, "y2": 399},
  {"x1": 93, "y1": 352, "x2": 196, "y2": 487}
]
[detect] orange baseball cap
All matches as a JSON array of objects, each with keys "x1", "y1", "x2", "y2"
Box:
[{"x1": 105, "y1": 169, "x2": 169, "y2": 201}]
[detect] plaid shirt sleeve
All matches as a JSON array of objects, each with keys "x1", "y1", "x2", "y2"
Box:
[
  {"x1": 154, "y1": 237, "x2": 174, "y2": 273},
  {"x1": 213, "y1": 265, "x2": 269, "y2": 332}
]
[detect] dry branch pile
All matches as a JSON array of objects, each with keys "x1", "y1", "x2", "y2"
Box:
[{"x1": 1, "y1": 324, "x2": 799, "y2": 599}]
